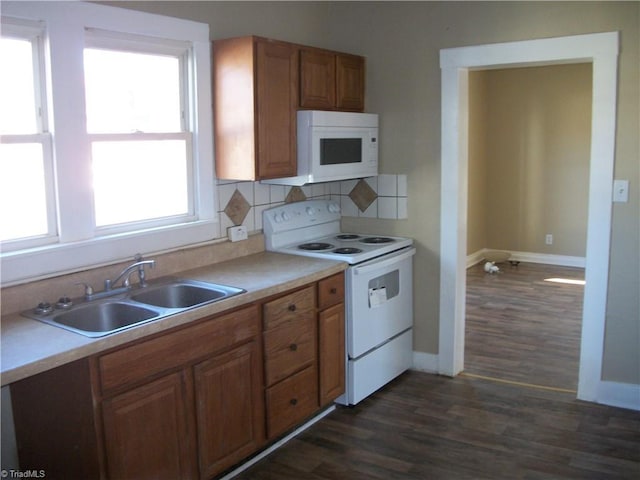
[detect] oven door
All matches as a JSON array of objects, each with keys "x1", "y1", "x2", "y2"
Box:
[{"x1": 346, "y1": 247, "x2": 415, "y2": 359}]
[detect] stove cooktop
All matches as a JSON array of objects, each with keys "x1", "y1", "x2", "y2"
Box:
[
  {"x1": 263, "y1": 200, "x2": 413, "y2": 264},
  {"x1": 275, "y1": 232, "x2": 413, "y2": 264}
]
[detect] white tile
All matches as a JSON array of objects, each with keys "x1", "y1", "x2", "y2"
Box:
[
  {"x1": 217, "y1": 183, "x2": 237, "y2": 212},
  {"x1": 242, "y1": 207, "x2": 255, "y2": 231},
  {"x1": 377, "y1": 174, "x2": 397, "y2": 196},
  {"x1": 398, "y1": 197, "x2": 408, "y2": 219},
  {"x1": 236, "y1": 181, "x2": 254, "y2": 206},
  {"x1": 329, "y1": 181, "x2": 342, "y2": 195},
  {"x1": 270, "y1": 185, "x2": 286, "y2": 204},
  {"x1": 364, "y1": 176, "x2": 378, "y2": 192},
  {"x1": 361, "y1": 198, "x2": 378, "y2": 218},
  {"x1": 220, "y1": 211, "x2": 234, "y2": 232},
  {"x1": 254, "y1": 204, "x2": 270, "y2": 231},
  {"x1": 254, "y1": 182, "x2": 271, "y2": 206},
  {"x1": 397, "y1": 174, "x2": 408, "y2": 197},
  {"x1": 311, "y1": 183, "x2": 328, "y2": 198},
  {"x1": 340, "y1": 196, "x2": 359, "y2": 217},
  {"x1": 340, "y1": 179, "x2": 358, "y2": 195},
  {"x1": 378, "y1": 197, "x2": 398, "y2": 219},
  {"x1": 300, "y1": 185, "x2": 313, "y2": 199}
]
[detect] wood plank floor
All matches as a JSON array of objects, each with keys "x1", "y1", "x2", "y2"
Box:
[
  {"x1": 229, "y1": 262, "x2": 639, "y2": 479},
  {"x1": 232, "y1": 372, "x2": 640, "y2": 479},
  {"x1": 465, "y1": 262, "x2": 584, "y2": 391}
]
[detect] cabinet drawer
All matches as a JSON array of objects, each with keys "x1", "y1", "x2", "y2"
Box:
[
  {"x1": 264, "y1": 314, "x2": 316, "y2": 386},
  {"x1": 263, "y1": 286, "x2": 315, "y2": 330},
  {"x1": 98, "y1": 305, "x2": 260, "y2": 393},
  {"x1": 265, "y1": 365, "x2": 318, "y2": 438},
  {"x1": 318, "y1": 273, "x2": 345, "y2": 310}
]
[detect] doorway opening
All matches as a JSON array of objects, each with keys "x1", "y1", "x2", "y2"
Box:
[
  {"x1": 462, "y1": 63, "x2": 592, "y2": 392},
  {"x1": 438, "y1": 32, "x2": 619, "y2": 403}
]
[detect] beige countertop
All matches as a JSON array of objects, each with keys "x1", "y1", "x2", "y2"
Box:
[{"x1": 1, "y1": 252, "x2": 346, "y2": 387}]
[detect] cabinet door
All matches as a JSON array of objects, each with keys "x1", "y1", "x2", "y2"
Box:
[
  {"x1": 299, "y1": 48, "x2": 336, "y2": 110},
  {"x1": 194, "y1": 340, "x2": 265, "y2": 479},
  {"x1": 256, "y1": 39, "x2": 298, "y2": 179},
  {"x1": 336, "y1": 53, "x2": 365, "y2": 112},
  {"x1": 102, "y1": 372, "x2": 196, "y2": 480},
  {"x1": 318, "y1": 303, "x2": 346, "y2": 406}
]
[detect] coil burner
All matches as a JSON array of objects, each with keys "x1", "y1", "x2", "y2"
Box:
[
  {"x1": 361, "y1": 237, "x2": 395, "y2": 244},
  {"x1": 333, "y1": 247, "x2": 363, "y2": 255},
  {"x1": 298, "y1": 242, "x2": 334, "y2": 251}
]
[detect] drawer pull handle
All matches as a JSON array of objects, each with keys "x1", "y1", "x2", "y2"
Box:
[
  {"x1": 289, "y1": 343, "x2": 298, "y2": 351},
  {"x1": 288, "y1": 304, "x2": 297, "y2": 312},
  {"x1": 330, "y1": 287, "x2": 337, "y2": 294},
  {"x1": 290, "y1": 398, "x2": 298, "y2": 406}
]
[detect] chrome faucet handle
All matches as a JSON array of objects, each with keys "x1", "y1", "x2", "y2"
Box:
[{"x1": 75, "y1": 282, "x2": 94, "y2": 299}]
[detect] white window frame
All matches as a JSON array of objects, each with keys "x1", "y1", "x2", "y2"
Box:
[
  {"x1": 1, "y1": 2, "x2": 215, "y2": 285},
  {"x1": 0, "y1": 18, "x2": 58, "y2": 250}
]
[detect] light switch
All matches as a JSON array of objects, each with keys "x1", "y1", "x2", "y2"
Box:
[{"x1": 613, "y1": 179, "x2": 629, "y2": 203}]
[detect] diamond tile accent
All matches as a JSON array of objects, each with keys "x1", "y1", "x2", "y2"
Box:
[
  {"x1": 349, "y1": 179, "x2": 378, "y2": 212},
  {"x1": 224, "y1": 189, "x2": 251, "y2": 226},
  {"x1": 285, "y1": 186, "x2": 307, "y2": 203}
]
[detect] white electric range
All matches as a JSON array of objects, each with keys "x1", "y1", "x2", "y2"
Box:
[{"x1": 263, "y1": 199, "x2": 415, "y2": 405}]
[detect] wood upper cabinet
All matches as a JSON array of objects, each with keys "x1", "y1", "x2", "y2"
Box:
[
  {"x1": 213, "y1": 36, "x2": 298, "y2": 180},
  {"x1": 300, "y1": 48, "x2": 365, "y2": 112}
]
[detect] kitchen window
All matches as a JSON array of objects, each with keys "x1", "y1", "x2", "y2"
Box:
[{"x1": 1, "y1": 2, "x2": 215, "y2": 285}]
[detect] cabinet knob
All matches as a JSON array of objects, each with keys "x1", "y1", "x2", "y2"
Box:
[
  {"x1": 330, "y1": 287, "x2": 337, "y2": 294},
  {"x1": 290, "y1": 398, "x2": 298, "y2": 406},
  {"x1": 289, "y1": 343, "x2": 298, "y2": 351},
  {"x1": 288, "y1": 304, "x2": 297, "y2": 312}
]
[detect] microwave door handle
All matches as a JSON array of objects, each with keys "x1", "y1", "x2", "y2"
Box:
[{"x1": 353, "y1": 247, "x2": 416, "y2": 276}]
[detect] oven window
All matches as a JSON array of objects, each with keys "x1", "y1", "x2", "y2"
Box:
[{"x1": 320, "y1": 138, "x2": 362, "y2": 165}]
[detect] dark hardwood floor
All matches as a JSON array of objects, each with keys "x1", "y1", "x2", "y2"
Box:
[
  {"x1": 465, "y1": 261, "x2": 585, "y2": 391},
  {"x1": 230, "y1": 262, "x2": 639, "y2": 479},
  {"x1": 233, "y1": 372, "x2": 640, "y2": 479}
]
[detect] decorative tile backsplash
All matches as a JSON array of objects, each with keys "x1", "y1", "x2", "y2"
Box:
[{"x1": 217, "y1": 174, "x2": 408, "y2": 234}]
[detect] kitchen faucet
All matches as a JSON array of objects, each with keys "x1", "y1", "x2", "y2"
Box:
[{"x1": 77, "y1": 254, "x2": 156, "y2": 301}]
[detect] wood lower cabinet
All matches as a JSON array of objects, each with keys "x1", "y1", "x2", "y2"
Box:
[
  {"x1": 194, "y1": 340, "x2": 264, "y2": 478},
  {"x1": 263, "y1": 273, "x2": 345, "y2": 439},
  {"x1": 319, "y1": 303, "x2": 345, "y2": 406},
  {"x1": 10, "y1": 273, "x2": 345, "y2": 479},
  {"x1": 102, "y1": 372, "x2": 196, "y2": 480}
]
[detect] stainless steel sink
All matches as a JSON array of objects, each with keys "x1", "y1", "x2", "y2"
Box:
[
  {"x1": 22, "y1": 278, "x2": 245, "y2": 337},
  {"x1": 30, "y1": 302, "x2": 160, "y2": 338},
  {"x1": 130, "y1": 280, "x2": 244, "y2": 309}
]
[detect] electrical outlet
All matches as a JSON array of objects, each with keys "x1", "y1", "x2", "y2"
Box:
[
  {"x1": 545, "y1": 234, "x2": 553, "y2": 245},
  {"x1": 227, "y1": 225, "x2": 248, "y2": 242}
]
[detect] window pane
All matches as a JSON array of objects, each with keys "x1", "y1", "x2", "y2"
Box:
[
  {"x1": 84, "y1": 49, "x2": 182, "y2": 134},
  {"x1": 0, "y1": 143, "x2": 48, "y2": 241},
  {"x1": 92, "y1": 140, "x2": 189, "y2": 227},
  {"x1": 0, "y1": 37, "x2": 38, "y2": 134}
]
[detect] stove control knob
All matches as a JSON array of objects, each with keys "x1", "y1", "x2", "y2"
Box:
[
  {"x1": 281, "y1": 212, "x2": 290, "y2": 222},
  {"x1": 328, "y1": 203, "x2": 341, "y2": 213},
  {"x1": 273, "y1": 213, "x2": 282, "y2": 223},
  {"x1": 306, "y1": 207, "x2": 315, "y2": 216}
]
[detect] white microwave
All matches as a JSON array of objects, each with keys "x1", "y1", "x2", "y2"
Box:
[{"x1": 263, "y1": 110, "x2": 378, "y2": 186}]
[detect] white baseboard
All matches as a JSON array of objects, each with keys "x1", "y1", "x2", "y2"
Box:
[
  {"x1": 412, "y1": 351, "x2": 439, "y2": 373},
  {"x1": 597, "y1": 380, "x2": 640, "y2": 411},
  {"x1": 466, "y1": 248, "x2": 586, "y2": 269}
]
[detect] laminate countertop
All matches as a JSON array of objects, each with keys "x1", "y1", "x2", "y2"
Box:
[{"x1": 1, "y1": 252, "x2": 347, "y2": 387}]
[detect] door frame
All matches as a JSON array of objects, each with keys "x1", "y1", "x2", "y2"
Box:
[{"x1": 438, "y1": 32, "x2": 619, "y2": 402}]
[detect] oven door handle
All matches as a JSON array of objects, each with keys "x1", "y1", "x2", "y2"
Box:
[{"x1": 353, "y1": 247, "x2": 416, "y2": 275}]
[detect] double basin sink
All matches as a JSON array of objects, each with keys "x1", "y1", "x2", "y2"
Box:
[{"x1": 22, "y1": 279, "x2": 245, "y2": 338}]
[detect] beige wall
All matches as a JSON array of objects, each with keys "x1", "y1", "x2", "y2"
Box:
[
  {"x1": 54, "y1": 1, "x2": 640, "y2": 384},
  {"x1": 467, "y1": 64, "x2": 592, "y2": 257}
]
